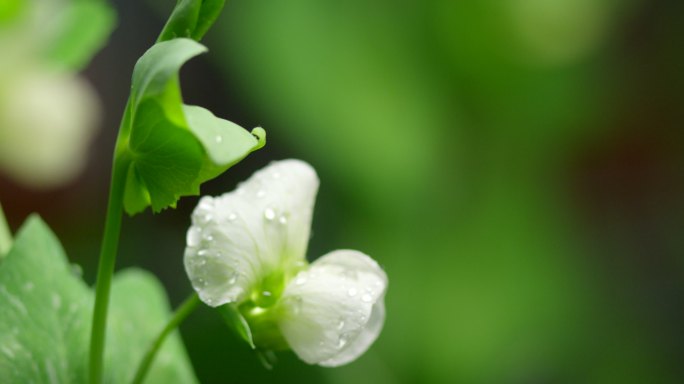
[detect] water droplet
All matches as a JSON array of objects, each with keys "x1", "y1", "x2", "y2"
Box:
[
  {"x1": 361, "y1": 294, "x2": 373, "y2": 303},
  {"x1": 264, "y1": 208, "x2": 276, "y2": 221},
  {"x1": 256, "y1": 190, "x2": 266, "y2": 198},
  {"x1": 347, "y1": 288, "x2": 358, "y2": 297},
  {"x1": 227, "y1": 213, "x2": 237, "y2": 221},
  {"x1": 198, "y1": 249, "x2": 208, "y2": 256},
  {"x1": 198, "y1": 199, "x2": 213, "y2": 211},
  {"x1": 278, "y1": 215, "x2": 288, "y2": 225},
  {"x1": 228, "y1": 273, "x2": 237, "y2": 285},
  {"x1": 203, "y1": 232, "x2": 214, "y2": 242},
  {"x1": 272, "y1": 172, "x2": 281, "y2": 179},
  {"x1": 337, "y1": 336, "x2": 348, "y2": 349},
  {"x1": 215, "y1": 135, "x2": 223, "y2": 143},
  {"x1": 201, "y1": 213, "x2": 213, "y2": 224},
  {"x1": 187, "y1": 227, "x2": 201, "y2": 246},
  {"x1": 295, "y1": 276, "x2": 307, "y2": 285},
  {"x1": 290, "y1": 296, "x2": 303, "y2": 314},
  {"x1": 337, "y1": 320, "x2": 345, "y2": 330}
]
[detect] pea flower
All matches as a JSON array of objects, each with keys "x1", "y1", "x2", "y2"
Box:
[{"x1": 184, "y1": 159, "x2": 387, "y2": 366}]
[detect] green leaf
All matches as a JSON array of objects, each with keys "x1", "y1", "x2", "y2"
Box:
[
  {"x1": 44, "y1": 2, "x2": 117, "y2": 70},
  {"x1": 184, "y1": 105, "x2": 266, "y2": 182},
  {"x1": 158, "y1": 0, "x2": 226, "y2": 42},
  {"x1": 107, "y1": 270, "x2": 198, "y2": 384},
  {"x1": 0, "y1": 216, "x2": 90, "y2": 383},
  {"x1": 0, "y1": 216, "x2": 197, "y2": 383},
  {"x1": 127, "y1": 99, "x2": 205, "y2": 213},
  {"x1": 131, "y1": 39, "x2": 207, "y2": 104},
  {"x1": 216, "y1": 303, "x2": 255, "y2": 349},
  {"x1": 192, "y1": 0, "x2": 227, "y2": 40},
  {"x1": 122, "y1": 38, "x2": 265, "y2": 215}
]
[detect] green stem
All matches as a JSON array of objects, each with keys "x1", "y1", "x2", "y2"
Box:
[
  {"x1": 131, "y1": 293, "x2": 201, "y2": 384},
  {"x1": 88, "y1": 111, "x2": 132, "y2": 384},
  {"x1": 0, "y1": 202, "x2": 12, "y2": 256}
]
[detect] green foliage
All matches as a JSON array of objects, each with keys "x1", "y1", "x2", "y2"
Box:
[
  {"x1": 45, "y1": 1, "x2": 116, "y2": 70},
  {"x1": 0, "y1": 216, "x2": 197, "y2": 383},
  {"x1": 158, "y1": 0, "x2": 226, "y2": 42},
  {"x1": 121, "y1": 38, "x2": 265, "y2": 215},
  {"x1": 217, "y1": 304, "x2": 255, "y2": 349},
  {"x1": 0, "y1": 0, "x2": 23, "y2": 24}
]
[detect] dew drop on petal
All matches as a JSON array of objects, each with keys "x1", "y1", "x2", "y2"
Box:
[
  {"x1": 227, "y1": 213, "x2": 238, "y2": 221},
  {"x1": 198, "y1": 200, "x2": 213, "y2": 211},
  {"x1": 187, "y1": 227, "x2": 201, "y2": 247},
  {"x1": 278, "y1": 215, "x2": 288, "y2": 225},
  {"x1": 257, "y1": 190, "x2": 266, "y2": 198},
  {"x1": 337, "y1": 320, "x2": 345, "y2": 330},
  {"x1": 361, "y1": 294, "x2": 373, "y2": 303},
  {"x1": 201, "y1": 214, "x2": 213, "y2": 224},
  {"x1": 289, "y1": 296, "x2": 303, "y2": 315},
  {"x1": 215, "y1": 135, "x2": 223, "y2": 143},
  {"x1": 228, "y1": 272, "x2": 238, "y2": 285},
  {"x1": 337, "y1": 334, "x2": 348, "y2": 349},
  {"x1": 264, "y1": 208, "x2": 276, "y2": 221},
  {"x1": 198, "y1": 249, "x2": 208, "y2": 257},
  {"x1": 348, "y1": 288, "x2": 358, "y2": 297},
  {"x1": 295, "y1": 276, "x2": 307, "y2": 285}
]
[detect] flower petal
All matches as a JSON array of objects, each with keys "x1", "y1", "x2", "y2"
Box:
[
  {"x1": 277, "y1": 250, "x2": 387, "y2": 366},
  {"x1": 184, "y1": 159, "x2": 319, "y2": 306}
]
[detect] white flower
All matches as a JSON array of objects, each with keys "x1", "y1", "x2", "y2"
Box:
[
  {"x1": 184, "y1": 159, "x2": 387, "y2": 367},
  {"x1": 0, "y1": 68, "x2": 100, "y2": 188},
  {"x1": 0, "y1": 2, "x2": 103, "y2": 188}
]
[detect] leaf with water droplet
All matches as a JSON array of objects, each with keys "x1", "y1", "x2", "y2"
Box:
[{"x1": 121, "y1": 39, "x2": 265, "y2": 215}]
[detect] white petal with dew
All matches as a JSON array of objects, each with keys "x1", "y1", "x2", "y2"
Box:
[
  {"x1": 277, "y1": 250, "x2": 387, "y2": 366},
  {"x1": 184, "y1": 159, "x2": 319, "y2": 307}
]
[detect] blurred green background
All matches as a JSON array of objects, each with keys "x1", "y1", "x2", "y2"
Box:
[{"x1": 2, "y1": 0, "x2": 684, "y2": 383}]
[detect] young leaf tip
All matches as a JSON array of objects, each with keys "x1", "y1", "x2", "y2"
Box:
[{"x1": 251, "y1": 127, "x2": 266, "y2": 150}]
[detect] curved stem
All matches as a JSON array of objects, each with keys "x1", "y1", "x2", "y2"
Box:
[
  {"x1": 131, "y1": 293, "x2": 201, "y2": 384},
  {"x1": 88, "y1": 126, "x2": 132, "y2": 383}
]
